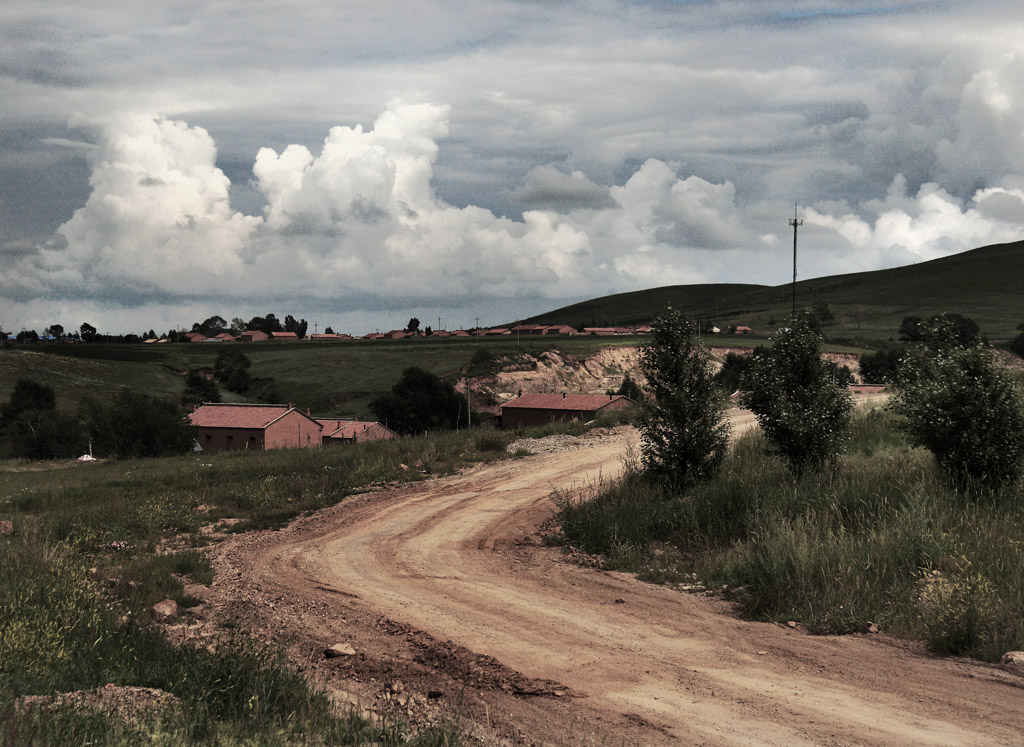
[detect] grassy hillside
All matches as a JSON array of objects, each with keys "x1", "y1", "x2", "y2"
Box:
[
  {"x1": 1, "y1": 335, "x2": 646, "y2": 418},
  {"x1": 528, "y1": 240, "x2": 1024, "y2": 341}
]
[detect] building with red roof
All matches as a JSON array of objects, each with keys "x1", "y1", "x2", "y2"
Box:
[
  {"x1": 189, "y1": 403, "x2": 322, "y2": 453},
  {"x1": 270, "y1": 331, "x2": 299, "y2": 340},
  {"x1": 500, "y1": 393, "x2": 634, "y2": 429},
  {"x1": 316, "y1": 418, "x2": 396, "y2": 444},
  {"x1": 239, "y1": 330, "x2": 269, "y2": 342}
]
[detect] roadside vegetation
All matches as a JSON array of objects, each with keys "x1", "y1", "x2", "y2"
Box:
[
  {"x1": 0, "y1": 422, "x2": 560, "y2": 744},
  {"x1": 0, "y1": 409, "x2": 639, "y2": 744},
  {"x1": 559, "y1": 312, "x2": 1024, "y2": 663}
]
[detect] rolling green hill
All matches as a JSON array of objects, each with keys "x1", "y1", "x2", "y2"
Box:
[{"x1": 527, "y1": 240, "x2": 1024, "y2": 340}]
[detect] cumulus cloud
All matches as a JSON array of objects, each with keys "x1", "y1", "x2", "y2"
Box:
[{"x1": 5, "y1": 86, "x2": 1024, "y2": 333}]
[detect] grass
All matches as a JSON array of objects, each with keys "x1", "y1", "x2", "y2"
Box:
[
  {"x1": 557, "y1": 407, "x2": 1024, "y2": 661},
  {"x1": 0, "y1": 415, "x2": 620, "y2": 743},
  {"x1": 530, "y1": 239, "x2": 1024, "y2": 341}
]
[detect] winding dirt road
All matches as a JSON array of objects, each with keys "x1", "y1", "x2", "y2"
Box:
[{"x1": 205, "y1": 411, "x2": 1024, "y2": 745}]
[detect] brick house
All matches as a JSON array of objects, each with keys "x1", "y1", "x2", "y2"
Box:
[
  {"x1": 189, "y1": 403, "x2": 322, "y2": 453},
  {"x1": 270, "y1": 331, "x2": 299, "y2": 341},
  {"x1": 316, "y1": 418, "x2": 397, "y2": 444},
  {"x1": 500, "y1": 393, "x2": 634, "y2": 429},
  {"x1": 239, "y1": 330, "x2": 269, "y2": 342}
]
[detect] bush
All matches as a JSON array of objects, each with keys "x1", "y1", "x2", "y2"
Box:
[
  {"x1": 891, "y1": 318, "x2": 1024, "y2": 489},
  {"x1": 859, "y1": 345, "x2": 903, "y2": 384},
  {"x1": 370, "y1": 367, "x2": 464, "y2": 435},
  {"x1": 741, "y1": 313, "x2": 853, "y2": 475},
  {"x1": 637, "y1": 308, "x2": 729, "y2": 490}
]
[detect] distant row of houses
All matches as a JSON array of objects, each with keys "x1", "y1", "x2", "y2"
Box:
[
  {"x1": 155, "y1": 324, "x2": 666, "y2": 344},
  {"x1": 188, "y1": 393, "x2": 636, "y2": 453}
]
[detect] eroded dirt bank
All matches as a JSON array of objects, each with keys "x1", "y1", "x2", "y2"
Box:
[{"x1": 196, "y1": 418, "x2": 1023, "y2": 745}]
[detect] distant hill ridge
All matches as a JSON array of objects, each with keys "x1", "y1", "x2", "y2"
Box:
[{"x1": 525, "y1": 239, "x2": 1024, "y2": 339}]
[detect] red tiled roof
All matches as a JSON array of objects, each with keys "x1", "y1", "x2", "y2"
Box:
[
  {"x1": 271, "y1": 331, "x2": 298, "y2": 339},
  {"x1": 316, "y1": 418, "x2": 390, "y2": 439},
  {"x1": 190, "y1": 403, "x2": 319, "y2": 430},
  {"x1": 501, "y1": 394, "x2": 632, "y2": 411}
]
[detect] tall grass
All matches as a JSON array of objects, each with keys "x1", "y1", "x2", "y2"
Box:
[
  {"x1": 0, "y1": 420, "x2": 604, "y2": 743},
  {"x1": 558, "y1": 408, "x2": 1024, "y2": 660}
]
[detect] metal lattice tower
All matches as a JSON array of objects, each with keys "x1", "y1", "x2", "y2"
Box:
[{"x1": 789, "y1": 203, "x2": 803, "y2": 320}]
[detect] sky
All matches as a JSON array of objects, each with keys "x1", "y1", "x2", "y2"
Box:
[{"x1": 2, "y1": 0, "x2": 1024, "y2": 335}]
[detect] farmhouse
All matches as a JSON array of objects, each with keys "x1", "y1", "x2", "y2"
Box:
[
  {"x1": 239, "y1": 330, "x2": 269, "y2": 342},
  {"x1": 500, "y1": 393, "x2": 634, "y2": 429},
  {"x1": 317, "y1": 418, "x2": 396, "y2": 444},
  {"x1": 189, "y1": 403, "x2": 322, "y2": 453}
]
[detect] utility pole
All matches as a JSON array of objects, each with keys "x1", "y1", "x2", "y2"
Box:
[
  {"x1": 789, "y1": 203, "x2": 803, "y2": 320},
  {"x1": 438, "y1": 316, "x2": 442, "y2": 332}
]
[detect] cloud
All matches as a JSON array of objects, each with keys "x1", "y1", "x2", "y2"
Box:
[{"x1": 510, "y1": 165, "x2": 615, "y2": 211}]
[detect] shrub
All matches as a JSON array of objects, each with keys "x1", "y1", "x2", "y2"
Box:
[
  {"x1": 741, "y1": 313, "x2": 853, "y2": 475},
  {"x1": 891, "y1": 319, "x2": 1024, "y2": 489},
  {"x1": 370, "y1": 367, "x2": 464, "y2": 435},
  {"x1": 637, "y1": 308, "x2": 729, "y2": 490},
  {"x1": 859, "y1": 344, "x2": 903, "y2": 384}
]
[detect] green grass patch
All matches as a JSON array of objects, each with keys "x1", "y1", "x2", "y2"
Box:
[{"x1": 558, "y1": 407, "x2": 1024, "y2": 661}]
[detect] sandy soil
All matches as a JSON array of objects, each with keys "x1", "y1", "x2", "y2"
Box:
[{"x1": 198, "y1": 403, "x2": 1024, "y2": 745}]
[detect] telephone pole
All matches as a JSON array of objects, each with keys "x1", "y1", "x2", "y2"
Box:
[{"x1": 789, "y1": 203, "x2": 803, "y2": 320}]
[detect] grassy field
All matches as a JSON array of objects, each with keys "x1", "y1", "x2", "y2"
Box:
[
  {"x1": 557, "y1": 407, "x2": 1024, "y2": 661},
  {"x1": 1, "y1": 333, "x2": 868, "y2": 422},
  {"x1": 529, "y1": 239, "x2": 1024, "y2": 341},
  {"x1": 0, "y1": 421, "x2": 556, "y2": 744}
]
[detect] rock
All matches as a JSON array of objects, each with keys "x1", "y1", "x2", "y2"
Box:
[
  {"x1": 1001, "y1": 651, "x2": 1024, "y2": 675},
  {"x1": 614, "y1": 597, "x2": 626, "y2": 604},
  {"x1": 786, "y1": 621, "x2": 798, "y2": 629},
  {"x1": 150, "y1": 599, "x2": 178, "y2": 624},
  {"x1": 399, "y1": 463, "x2": 409, "y2": 471},
  {"x1": 861, "y1": 621, "x2": 880, "y2": 634},
  {"x1": 324, "y1": 643, "x2": 356, "y2": 658},
  {"x1": 0, "y1": 520, "x2": 13, "y2": 536}
]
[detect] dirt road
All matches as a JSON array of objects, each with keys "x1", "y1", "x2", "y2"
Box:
[{"x1": 205, "y1": 411, "x2": 1024, "y2": 745}]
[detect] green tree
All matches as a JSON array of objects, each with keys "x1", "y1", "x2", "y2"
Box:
[
  {"x1": 812, "y1": 300, "x2": 835, "y2": 328},
  {"x1": 742, "y1": 313, "x2": 853, "y2": 476},
  {"x1": 82, "y1": 391, "x2": 195, "y2": 458},
  {"x1": 859, "y1": 345, "x2": 904, "y2": 384},
  {"x1": 183, "y1": 371, "x2": 220, "y2": 406},
  {"x1": 615, "y1": 373, "x2": 643, "y2": 401},
  {"x1": 714, "y1": 351, "x2": 753, "y2": 393},
  {"x1": 0, "y1": 378, "x2": 84, "y2": 459},
  {"x1": 79, "y1": 322, "x2": 97, "y2": 342},
  {"x1": 891, "y1": 316, "x2": 1024, "y2": 489},
  {"x1": 214, "y1": 349, "x2": 252, "y2": 393},
  {"x1": 406, "y1": 317, "x2": 421, "y2": 334},
  {"x1": 1011, "y1": 323, "x2": 1024, "y2": 359},
  {"x1": 370, "y1": 367, "x2": 462, "y2": 435},
  {"x1": 637, "y1": 308, "x2": 730, "y2": 490}
]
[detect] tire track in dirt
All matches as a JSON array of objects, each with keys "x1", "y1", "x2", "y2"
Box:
[{"x1": 210, "y1": 406, "x2": 1024, "y2": 745}]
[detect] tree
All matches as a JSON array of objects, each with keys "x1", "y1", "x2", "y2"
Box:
[
  {"x1": 1011, "y1": 323, "x2": 1024, "y2": 359},
  {"x1": 324, "y1": 326, "x2": 335, "y2": 335},
  {"x1": 80, "y1": 322, "x2": 97, "y2": 342},
  {"x1": 891, "y1": 316, "x2": 1024, "y2": 489},
  {"x1": 406, "y1": 317, "x2": 421, "y2": 334},
  {"x1": 859, "y1": 345, "x2": 904, "y2": 384},
  {"x1": 46, "y1": 324, "x2": 64, "y2": 339},
  {"x1": 714, "y1": 351, "x2": 753, "y2": 393},
  {"x1": 615, "y1": 373, "x2": 643, "y2": 401},
  {"x1": 81, "y1": 391, "x2": 194, "y2": 458},
  {"x1": 811, "y1": 300, "x2": 835, "y2": 328},
  {"x1": 230, "y1": 317, "x2": 247, "y2": 335},
  {"x1": 214, "y1": 349, "x2": 252, "y2": 393},
  {"x1": 742, "y1": 313, "x2": 853, "y2": 476},
  {"x1": 899, "y1": 316, "x2": 923, "y2": 341},
  {"x1": 193, "y1": 315, "x2": 228, "y2": 337},
  {"x1": 182, "y1": 371, "x2": 220, "y2": 406},
  {"x1": 0, "y1": 379, "x2": 83, "y2": 459},
  {"x1": 637, "y1": 308, "x2": 730, "y2": 490},
  {"x1": 370, "y1": 367, "x2": 463, "y2": 434}
]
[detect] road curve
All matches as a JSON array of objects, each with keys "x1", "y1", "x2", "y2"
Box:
[{"x1": 217, "y1": 415, "x2": 1024, "y2": 745}]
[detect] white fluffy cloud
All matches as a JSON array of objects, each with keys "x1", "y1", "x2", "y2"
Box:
[{"x1": 6, "y1": 96, "x2": 1024, "y2": 334}]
